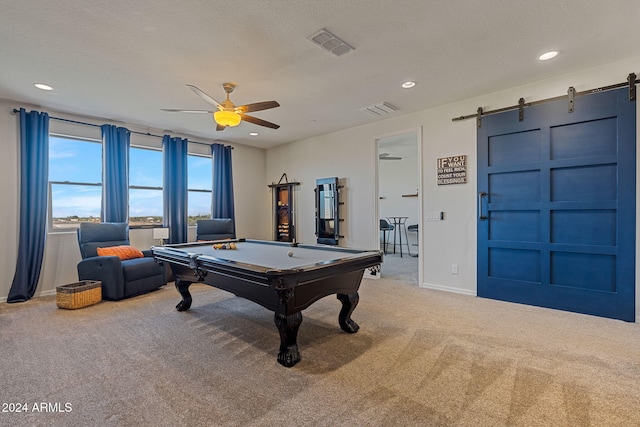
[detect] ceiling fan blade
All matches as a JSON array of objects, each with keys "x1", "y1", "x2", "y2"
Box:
[
  {"x1": 241, "y1": 114, "x2": 280, "y2": 129},
  {"x1": 237, "y1": 101, "x2": 280, "y2": 113},
  {"x1": 216, "y1": 124, "x2": 226, "y2": 131},
  {"x1": 186, "y1": 84, "x2": 222, "y2": 107},
  {"x1": 161, "y1": 108, "x2": 213, "y2": 114}
]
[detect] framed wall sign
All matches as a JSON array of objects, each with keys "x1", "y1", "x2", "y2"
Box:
[{"x1": 437, "y1": 155, "x2": 467, "y2": 185}]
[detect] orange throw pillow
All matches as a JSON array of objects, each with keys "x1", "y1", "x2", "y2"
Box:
[{"x1": 97, "y1": 245, "x2": 144, "y2": 260}]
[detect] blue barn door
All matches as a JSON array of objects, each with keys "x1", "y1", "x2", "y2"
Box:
[{"x1": 477, "y1": 87, "x2": 636, "y2": 321}]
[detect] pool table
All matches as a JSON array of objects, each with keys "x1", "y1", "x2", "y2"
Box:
[{"x1": 151, "y1": 239, "x2": 382, "y2": 367}]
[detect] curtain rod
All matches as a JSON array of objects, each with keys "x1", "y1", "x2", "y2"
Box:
[
  {"x1": 11, "y1": 108, "x2": 231, "y2": 148},
  {"x1": 451, "y1": 73, "x2": 637, "y2": 125}
]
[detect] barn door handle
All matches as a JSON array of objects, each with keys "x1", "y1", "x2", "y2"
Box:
[{"x1": 478, "y1": 191, "x2": 488, "y2": 220}]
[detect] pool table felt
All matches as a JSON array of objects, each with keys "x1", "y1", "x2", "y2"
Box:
[{"x1": 174, "y1": 241, "x2": 374, "y2": 272}]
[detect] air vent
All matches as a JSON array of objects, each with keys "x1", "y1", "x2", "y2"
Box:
[
  {"x1": 307, "y1": 28, "x2": 354, "y2": 57},
  {"x1": 359, "y1": 102, "x2": 399, "y2": 117}
]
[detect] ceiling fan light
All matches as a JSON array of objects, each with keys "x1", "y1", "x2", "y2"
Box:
[{"x1": 214, "y1": 110, "x2": 241, "y2": 127}]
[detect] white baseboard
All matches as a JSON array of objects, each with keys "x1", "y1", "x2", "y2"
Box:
[
  {"x1": 38, "y1": 290, "x2": 57, "y2": 298},
  {"x1": 1, "y1": 289, "x2": 57, "y2": 304},
  {"x1": 420, "y1": 282, "x2": 476, "y2": 296}
]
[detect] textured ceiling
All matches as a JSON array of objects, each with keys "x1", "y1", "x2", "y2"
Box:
[{"x1": 1, "y1": 0, "x2": 639, "y2": 148}]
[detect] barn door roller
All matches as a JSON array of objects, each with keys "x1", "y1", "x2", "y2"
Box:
[
  {"x1": 568, "y1": 87, "x2": 575, "y2": 113},
  {"x1": 518, "y1": 98, "x2": 525, "y2": 121}
]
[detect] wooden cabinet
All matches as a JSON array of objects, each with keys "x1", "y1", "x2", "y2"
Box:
[{"x1": 269, "y1": 175, "x2": 299, "y2": 242}]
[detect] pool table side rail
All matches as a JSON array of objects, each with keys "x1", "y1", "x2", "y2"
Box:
[
  {"x1": 154, "y1": 238, "x2": 379, "y2": 255},
  {"x1": 248, "y1": 238, "x2": 381, "y2": 257},
  {"x1": 151, "y1": 240, "x2": 383, "y2": 276}
]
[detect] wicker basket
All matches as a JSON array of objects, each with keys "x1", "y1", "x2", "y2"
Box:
[{"x1": 56, "y1": 280, "x2": 102, "y2": 309}]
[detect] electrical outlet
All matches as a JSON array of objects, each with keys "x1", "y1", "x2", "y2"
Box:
[{"x1": 451, "y1": 264, "x2": 459, "y2": 274}]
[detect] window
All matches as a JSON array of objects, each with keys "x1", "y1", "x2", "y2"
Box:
[
  {"x1": 49, "y1": 135, "x2": 102, "y2": 231},
  {"x1": 129, "y1": 146, "x2": 163, "y2": 227},
  {"x1": 49, "y1": 135, "x2": 208, "y2": 230},
  {"x1": 188, "y1": 154, "x2": 213, "y2": 225}
]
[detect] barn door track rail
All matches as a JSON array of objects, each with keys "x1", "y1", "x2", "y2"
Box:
[{"x1": 453, "y1": 73, "x2": 637, "y2": 128}]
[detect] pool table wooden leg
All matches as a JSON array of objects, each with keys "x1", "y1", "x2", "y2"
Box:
[
  {"x1": 337, "y1": 292, "x2": 360, "y2": 333},
  {"x1": 274, "y1": 312, "x2": 302, "y2": 367},
  {"x1": 175, "y1": 279, "x2": 193, "y2": 311}
]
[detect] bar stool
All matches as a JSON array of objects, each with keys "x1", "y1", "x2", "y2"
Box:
[
  {"x1": 407, "y1": 224, "x2": 418, "y2": 257},
  {"x1": 379, "y1": 219, "x2": 394, "y2": 253}
]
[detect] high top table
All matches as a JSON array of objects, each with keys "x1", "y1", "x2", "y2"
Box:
[{"x1": 387, "y1": 216, "x2": 411, "y2": 257}]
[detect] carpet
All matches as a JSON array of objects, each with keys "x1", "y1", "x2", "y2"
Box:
[{"x1": 1, "y1": 278, "x2": 639, "y2": 426}]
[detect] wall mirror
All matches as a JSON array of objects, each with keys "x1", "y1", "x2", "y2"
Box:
[{"x1": 315, "y1": 177, "x2": 341, "y2": 245}]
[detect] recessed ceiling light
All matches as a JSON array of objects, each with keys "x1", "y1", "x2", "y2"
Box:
[
  {"x1": 401, "y1": 81, "x2": 416, "y2": 89},
  {"x1": 249, "y1": 132, "x2": 259, "y2": 136},
  {"x1": 538, "y1": 51, "x2": 558, "y2": 61},
  {"x1": 34, "y1": 83, "x2": 54, "y2": 91}
]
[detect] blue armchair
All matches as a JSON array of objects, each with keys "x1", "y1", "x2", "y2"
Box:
[
  {"x1": 77, "y1": 222, "x2": 167, "y2": 301},
  {"x1": 196, "y1": 218, "x2": 235, "y2": 241}
]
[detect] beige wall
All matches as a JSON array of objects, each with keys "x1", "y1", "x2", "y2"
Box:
[
  {"x1": 2, "y1": 55, "x2": 639, "y2": 322},
  {"x1": 266, "y1": 55, "x2": 640, "y2": 319},
  {"x1": 266, "y1": 126, "x2": 380, "y2": 250},
  {"x1": 0, "y1": 100, "x2": 20, "y2": 302},
  {"x1": 0, "y1": 101, "x2": 267, "y2": 301}
]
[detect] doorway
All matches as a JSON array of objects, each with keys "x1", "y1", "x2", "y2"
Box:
[{"x1": 376, "y1": 130, "x2": 421, "y2": 284}]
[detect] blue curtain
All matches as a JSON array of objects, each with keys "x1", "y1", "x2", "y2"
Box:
[
  {"x1": 211, "y1": 144, "x2": 235, "y2": 234},
  {"x1": 163, "y1": 135, "x2": 188, "y2": 244},
  {"x1": 101, "y1": 125, "x2": 130, "y2": 222},
  {"x1": 8, "y1": 109, "x2": 49, "y2": 303}
]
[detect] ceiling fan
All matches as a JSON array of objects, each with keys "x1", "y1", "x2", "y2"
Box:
[
  {"x1": 379, "y1": 153, "x2": 402, "y2": 160},
  {"x1": 162, "y1": 83, "x2": 280, "y2": 131}
]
